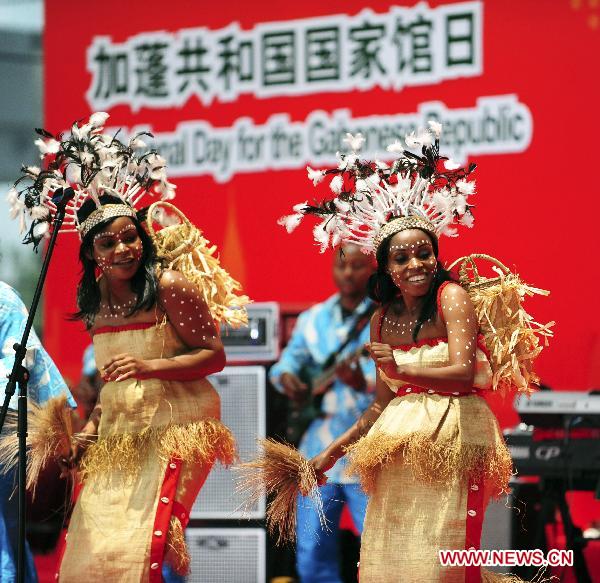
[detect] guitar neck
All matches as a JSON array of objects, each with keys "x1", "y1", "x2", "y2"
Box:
[{"x1": 312, "y1": 345, "x2": 368, "y2": 395}]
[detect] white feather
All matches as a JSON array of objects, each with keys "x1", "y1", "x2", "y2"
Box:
[
  {"x1": 32, "y1": 222, "x2": 49, "y2": 238},
  {"x1": 89, "y1": 112, "x2": 109, "y2": 128},
  {"x1": 342, "y1": 132, "x2": 365, "y2": 153},
  {"x1": 306, "y1": 166, "x2": 325, "y2": 186},
  {"x1": 427, "y1": 120, "x2": 442, "y2": 138},
  {"x1": 386, "y1": 141, "x2": 404, "y2": 154},
  {"x1": 278, "y1": 213, "x2": 304, "y2": 233},
  {"x1": 313, "y1": 221, "x2": 330, "y2": 252},
  {"x1": 30, "y1": 206, "x2": 49, "y2": 220},
  {"x1": 457, "y1": 179, "x2": 476, "y2": 195},
  {"x1": 330, "y1": 175, "x2": 344, "y2": 194}
]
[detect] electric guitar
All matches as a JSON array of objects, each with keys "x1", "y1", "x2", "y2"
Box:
[{"x1": 286, "y1": 344, "x2": 369, "y2": 445}]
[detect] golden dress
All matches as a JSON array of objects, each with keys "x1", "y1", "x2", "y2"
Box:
[
  {"x1": 59, "y1": 321, "x2": 235, "y2": 582},
  {"x1": 347, "y1": 309, "x2": 514, "y2": 583}
]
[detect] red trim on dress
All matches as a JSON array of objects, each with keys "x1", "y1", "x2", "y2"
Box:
[
  {"x1": 171, "y1": 500, "x2": 190, "y2": 529},
  {"x1": 395, "y1": 385, "x2": 483, "y2": 398},
  {"x1": 93, "y1": 322, "x2": 157, "y2": 336},
  {"x1": 148, "y1": 457, "x2": 183, "y2": 582},
  {"x1": 464, "y1": 475, "x2": 485, "y2": 583}
]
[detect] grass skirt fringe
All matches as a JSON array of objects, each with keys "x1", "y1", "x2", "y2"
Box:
[
  {"x1": 346, "y1": 430, "x2": 512, "y2": 496},
  {"x1": 482, "y1": 568, "x2": 556, "y2": 582},
  {"x1": 80, "y1": 418, "x2": 236, "y2": 481},
  {"x1": 165, "y1": 515, "x2": 191, "y2": 576}
]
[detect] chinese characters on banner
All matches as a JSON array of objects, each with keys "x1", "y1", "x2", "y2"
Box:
[{"x1": 88, "y1": 3, "x2": 483, "y2": 109}]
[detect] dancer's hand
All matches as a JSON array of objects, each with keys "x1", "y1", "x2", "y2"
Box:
[
  {"x1": 57, "y1": 432, "x2": 96, "y2": 477},
  {"x1": 367, "y1": 342, "x2": 402, "y2": 379},
  {"x1": 310, "y1": 451, "x2": 339, "y2": 486},
  {"x1": 101, "y1": 353, "x2": 153, "y2": 382}
]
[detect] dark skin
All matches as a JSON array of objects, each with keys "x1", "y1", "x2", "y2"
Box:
[
  {"x1": 62, "y1": 216, "x2": 226, "y2": 469},
  {"x1": 280, "y1": 243, "x2": 375, "y2": 402},
  {"x1": 310, "y1": 229, "x2": 479, "y2": 482}
]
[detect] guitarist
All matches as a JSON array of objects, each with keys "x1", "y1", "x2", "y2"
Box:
[{"x1": 269, "y1": 244, "x2": 376, "y2": 583}]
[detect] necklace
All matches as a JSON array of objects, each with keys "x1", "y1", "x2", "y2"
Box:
[{"x1": 100, "y1": 297, "x2": 136, "y2": 319}]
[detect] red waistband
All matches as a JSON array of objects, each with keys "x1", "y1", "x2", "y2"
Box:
[{"x1": 396, "y1": 386, "x2": 483, "y2": 397}]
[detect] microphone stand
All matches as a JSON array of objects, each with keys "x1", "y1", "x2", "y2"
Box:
[{"x1": 0, "y1": 187, "x2": 73, "y2": 583}]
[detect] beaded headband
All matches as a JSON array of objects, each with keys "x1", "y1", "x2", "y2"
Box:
[
  {"x1": 79, "y1": 204, "x2": 137, "y2": 238},
  {"x1": 373, "y1": 217, "x2": 437, "y2": 253}
]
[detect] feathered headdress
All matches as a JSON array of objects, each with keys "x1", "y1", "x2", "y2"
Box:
[
  {"x1": 6, "y1": 112, "x2": 176, "y2": 248},
  {"x1": 279, "y1": 121, "x2": 476, "y2": 254}
]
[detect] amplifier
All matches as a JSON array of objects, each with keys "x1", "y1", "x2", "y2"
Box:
[
  {"x1": 186, "y1": 527, "x2": 266, "y2": 583},
  {"x1": 191, "y1": 366, "x2": 266, "y2": 519},
  {"x1": 220, "y1": 302, "x2": 280, "y2": 362}
]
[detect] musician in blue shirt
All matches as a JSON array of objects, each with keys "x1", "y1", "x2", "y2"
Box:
[
  {"x1": 270, "y1": 244, "x2": 376, "y2": 583},
  {"x1": 0, "y1": 281, "x2": 75, "y2": 582}
]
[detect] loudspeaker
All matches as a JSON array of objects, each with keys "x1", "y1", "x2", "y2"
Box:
[
  {"x1": 186, "y1": 527, "x2": 266, "y2": 582},
  {"x1": 191, "y1": 366, "x2": 267, "y2": 519}
]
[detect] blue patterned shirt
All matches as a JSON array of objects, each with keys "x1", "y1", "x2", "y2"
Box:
[
  {"x1": 270, "y1": 294, "x2": 375, "y2": 483},
  {"x1": 0, "y1": 282, "x2": 75, "y2": 410}
]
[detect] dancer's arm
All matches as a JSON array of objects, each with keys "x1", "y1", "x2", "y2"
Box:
[
  {"x1": 310, "y1": 371, "x2": 395, "y2": 477},
  {"x1": 101, "y1": 270, "x2": 225, "y2": 382},
  {"x1": 310, "y1": 310, "x2": 395, "y2": 477}
]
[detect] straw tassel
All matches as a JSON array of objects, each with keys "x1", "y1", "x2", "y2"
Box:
[
  {"x1": 482, "y1": 568, "x2": 557, "y2": 582},
  {"x1": 236, "y1": 438, "x2": 325, "y2": 546},
  {"x1": 0, "y1": 394, "x2": 73, "y2": 494}
]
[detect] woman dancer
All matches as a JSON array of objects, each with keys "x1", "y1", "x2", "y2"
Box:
[
  {"x1": 274, "y1": 124, "x2": 550, "y2": 582},
  {"x1": 6, "y1": 113, "x2": 247, "y2": 581}
]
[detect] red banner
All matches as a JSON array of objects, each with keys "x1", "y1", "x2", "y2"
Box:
[{"x1": 43, "y1": 0, "x2": 600, "y2": 426}]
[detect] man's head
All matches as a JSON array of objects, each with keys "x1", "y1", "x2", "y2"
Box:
[{"x1": 332, "y1": 243, "x2": 375, "y2": 300}]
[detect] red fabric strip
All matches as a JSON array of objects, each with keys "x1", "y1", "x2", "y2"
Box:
[
  {"x1": 93, "y1": 321, "x2": 157, "y2": 336},
  {"x1": 464, "y1": 475, "x2": 485, "y2": 583},
  {"x1": 148, "y1": 458, "x2": 183, "y2": 582},
  {"x1": 396, "y1": 386, "x2": 483, "y2": 398},
  {"x1": 171, "y1": 500, "x2": 190, "y2": 528}
]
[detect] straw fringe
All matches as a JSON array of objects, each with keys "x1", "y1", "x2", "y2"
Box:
[
  {"x1": 148, "y1": 203, "x2": 250, "y2": 328},
  {"x1": 0, "y1": 395, "x2": 73, "y2": 494},
  {"x1": 165, "y1": 515, "x2": 190, "y2": 576},
  {"x1": 346, "y1": 431, "x2": 512, "y2": 496},
  {"x1": 80, "y1": 418, "x2": 236, "y2": 481},
  {"x1": 236, "y1": 438, "x2": 324, "y2": 546},
  {"x1": 481, "y1": 567, "x2": 556, "y2": 583}
]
